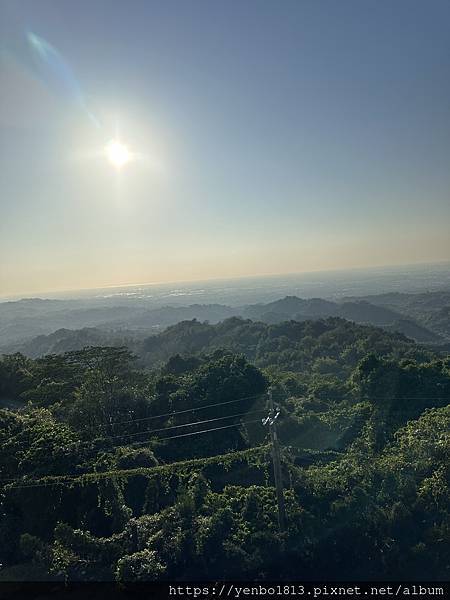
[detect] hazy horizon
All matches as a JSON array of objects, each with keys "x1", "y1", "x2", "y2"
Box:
[
  {"x1": 2, "y1": 260, "x2": 450, "y2": 303},
  {"x1": 3, "y1": 258, "x2": 450, "y2": 300},
  {"x1": 2, "y1": 1, "x2": 450, "y2": 297}
]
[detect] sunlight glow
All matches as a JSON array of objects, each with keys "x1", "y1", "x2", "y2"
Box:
[{"x1": 105, "y1": 140, "x2": 131, "y2": 168}]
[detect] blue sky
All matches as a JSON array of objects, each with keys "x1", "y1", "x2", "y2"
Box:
[{"x1": 1, "y1": 0, "x2": 450, "y2": 295}]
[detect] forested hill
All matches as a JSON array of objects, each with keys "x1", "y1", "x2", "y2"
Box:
[
  {"x1": 141, "y1": 317, "x2": 431, "y2": 377},
  {"x1": 0, "y1": 309, "x2": 449, "y2": 580},
  {"x1": 2, "y1": 290, "x2": 450, "y2": 356}
]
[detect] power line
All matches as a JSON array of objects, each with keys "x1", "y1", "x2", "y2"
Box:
[
  {"x1": 132, "y1": 417, "x2": 263, "y2": 444},
  {"x1": 290, "y1": 396, "x2": 449, "y2": 401},
  {"x1": 4, "y1": 392, "x2": 446, "y2": 452},
  {"x1": 1, "y1": 393, "x2": 266, "y2": 451},
  {"x1": 112, "y1": 393, "x2": 265, "y2": 425},
  {"x1": 30, "y1": 410, "x2": 265, "y2": 453},
  {"x1": 89, "y1": 409, "x2": 266, "y2": 443}
]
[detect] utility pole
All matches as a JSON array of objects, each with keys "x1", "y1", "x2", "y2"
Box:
[{"x1": 263, "y1": 387, "x2": 286, "y2": 533}]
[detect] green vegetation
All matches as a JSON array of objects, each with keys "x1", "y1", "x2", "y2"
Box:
[
  {"x1": 3, "y1": 290, "x2": 450, "y2": 359},
  {"x1": 141, "y1": 316, "x2": 431, "y2": 376},
  {"x1": 0, "y1": 318, "x2": 448, "y2": 581}
]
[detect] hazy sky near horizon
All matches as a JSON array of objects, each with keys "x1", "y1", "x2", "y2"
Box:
[{"x1": 1, "y1": 0, "x2": 450, "y2": 296}]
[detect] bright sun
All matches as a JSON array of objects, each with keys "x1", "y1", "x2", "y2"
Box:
[{"x1": 105, "y1": 140, "x2": 131, "y2": 168}]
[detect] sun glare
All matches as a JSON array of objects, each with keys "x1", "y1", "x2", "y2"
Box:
[{"x1": 105, "y1": 140, "x2": 131, "y2": 168}]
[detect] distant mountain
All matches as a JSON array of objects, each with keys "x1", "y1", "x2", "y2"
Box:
[
  {"x1": 0, "y1": 301, "x2": 142, "y2": 345},
  {"x1": 0, "y1": 300, "x2": 235, "y2": 348},
  {"x1": 1, "y1": 291, "x2": 447, "y2": 357},
  {"x1": 349, "y1": 291, "x2": 450, "y2": 313},
  {"x1": 385, "y1": 319, "x2": 443, "y2": 344},
  {"x1": 104, "y1": 304, "x2": 236, "y2": 330},
  {"x1": 7, "y1": 327, "x2": 144, "y2": 359},
  {"x1": 241, "y1": 296, "x2": 442, "y2": 343},
  {"x1": 344, "y1": 291, "x2": 450, "y2": 341},
  {"x1": 244, "y1": 296, "x2": 405, "y2": 326},
  {"x1": 336, "y1": 301, "x2": 400, "y2": 326},
  {"x1": 242, "y1": 296, "x2": 338, "y2": 321},
  {"x1": 424, "y1": 306, "x2": 450, "y2": 338}
]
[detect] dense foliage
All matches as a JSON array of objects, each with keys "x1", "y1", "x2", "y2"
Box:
[{"x1": 0, "y1": 318, "x2": 448, "y2": 581}]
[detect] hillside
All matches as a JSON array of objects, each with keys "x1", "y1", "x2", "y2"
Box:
[
  {"x1": 346, "y1": 290, "x2": 450, "y2": 340},
  {"x1": 141, "y1": 317, "x2": 431, "y2": 380},
  {"x1": 9, "y1": 327, "x2": 144, "y2": 359},
  {"x1": 0, "y1": 335, "x2": 448, "y2": 581},
  {"x1": 2, "y1": 292, "x2": 447, "y2": 358},
  {"x1": 242, "y1": 296, "x2": 443, "y2": 342}
]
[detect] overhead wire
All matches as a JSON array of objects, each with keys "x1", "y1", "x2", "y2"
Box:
[
  {"x1": 110, "y1": 393, "x2": 266, "y2": 425},
  {"x1": 4, "y1": 392, "x2": 447, "y2": 454},
  {"x1": 89, "y1": 409, "x2": 266, "y2": 443},
  {"x1": 131, "y1": 417, "x2": 264, "y2": 444},
  {"x1": 2, "y1": 393, "x2": 267, "y2": 451}
]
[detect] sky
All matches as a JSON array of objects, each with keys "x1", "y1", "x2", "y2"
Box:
[{"x1": 1, "y1": 0, "x2": 450, "y2": 297}]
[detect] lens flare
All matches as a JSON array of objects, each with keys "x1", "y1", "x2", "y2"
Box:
[{"x1": 25, "y1": 32, "x2": 99, "y2": 126}]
